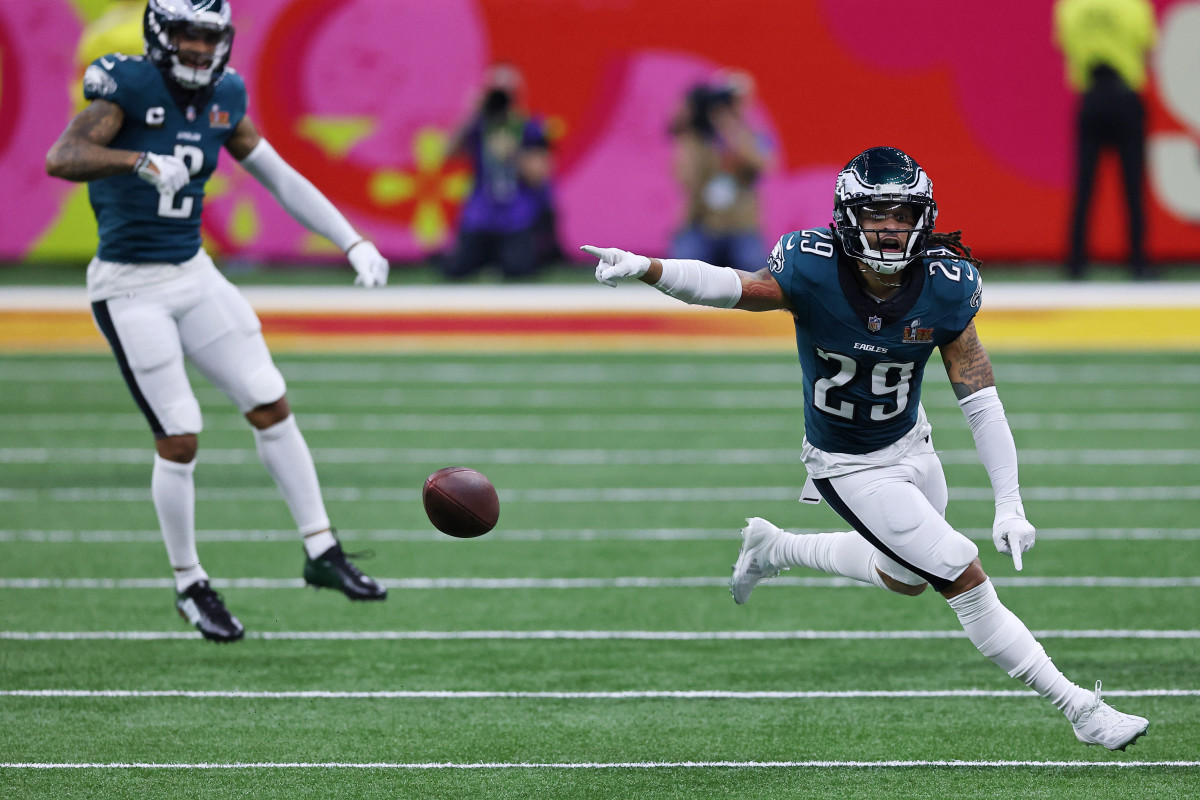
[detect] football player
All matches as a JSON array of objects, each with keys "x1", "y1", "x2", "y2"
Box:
[
  {"x1": 582, "y1": 146, "x2": 1149, "y2": 751},
  {"x1": 46, "y1": 0, "x2": 390, "y2": 643}
]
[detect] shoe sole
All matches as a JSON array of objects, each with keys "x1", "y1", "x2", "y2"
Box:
[
  {"x1": 1075, "y1": 723, "x2": 1150, "y2": 751},
  {"x1": 304, "y1": 579, "x2": 387, "y2": 601},
  {"x1": 176, "y1": 605, "x2": 244, "y2": 643}
]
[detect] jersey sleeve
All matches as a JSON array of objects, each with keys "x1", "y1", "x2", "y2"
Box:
[
  {"x1": 217, "y1": 69, "x2": 249, "y2": 130},
  {"x1": 926, "y1": 255, "x2": 983, "y2": 341},
  {"x1": 82, "y1": 57, "x2": 122, "y2": 103},
  {"x1": 82, "y1": 55, "x2": 148, "y2": 111},
  {"x1": 767, "y1": 231, "x2": 810, "y2": 323}
]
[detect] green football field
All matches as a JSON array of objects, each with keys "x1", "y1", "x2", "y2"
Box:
[{"x1": 1, "y1": 350, "x2": 1197, "y2": 799}]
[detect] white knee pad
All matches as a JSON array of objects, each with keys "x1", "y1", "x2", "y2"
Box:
[{"x1": 240, "y1": 362, "x2": 287, "y2": 411}]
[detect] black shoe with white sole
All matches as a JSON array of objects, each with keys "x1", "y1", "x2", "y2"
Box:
[{"x1": 175, "y1": 580, "x2": 245, "y2": 642}]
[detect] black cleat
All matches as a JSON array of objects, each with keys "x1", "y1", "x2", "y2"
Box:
[
  {"x1": 303, "y1": 543, "x2": 387, "y2": 601},
  {"x1": 175, "y1": 580, "x2": 245, "y2": 642}
]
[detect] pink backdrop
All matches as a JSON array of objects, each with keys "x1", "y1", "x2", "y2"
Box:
[{"x1": 9, "y1": 0, "x2": 1200, "y2": 264}]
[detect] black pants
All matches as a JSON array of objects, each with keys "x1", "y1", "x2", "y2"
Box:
[
  {"x1": 1068, "y1": 67, "x2": 1147, "y2": 278},
  {"x1": 443, "y1": 228, "x2": 539, "y2": 281}
]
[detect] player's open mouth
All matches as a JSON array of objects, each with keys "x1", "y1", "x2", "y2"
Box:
[{"x1": 180, "y1": 55, "x2": 213, "y2": 69}]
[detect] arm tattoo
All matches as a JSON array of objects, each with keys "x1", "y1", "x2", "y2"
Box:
[
  {"x1": 942, "y1": 321, "x2": 995, "y2": 400},
  {"x1": 735, "y1": 269, "x2": 791, "y2": 312},
  {"x1": 46, "y1": 101, "x2": 134, "y2": 182}
]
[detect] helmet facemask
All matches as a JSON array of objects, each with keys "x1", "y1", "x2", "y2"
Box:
[
  {"x1": 832, "y1": 147, "x2": 938, "y2": 276},
  {"x1": 144, "y1": 0, "x2": 235, "y2": 90}
]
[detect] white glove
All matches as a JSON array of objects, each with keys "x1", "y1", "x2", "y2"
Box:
[
  {"x1": 581, "y1": 244, "x2": 651, "y2": 287},
  {"x1": 347, "y1": 240, "x2": 389, "y2": 287},
  {"x1": 134, "y1": 151, "x2": 190, "y2": 195},
  {"x1": 993, "y1": 499, "x2": 1035, "y2": 571}
]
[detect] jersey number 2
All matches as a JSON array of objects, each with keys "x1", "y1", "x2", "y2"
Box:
[
  {"x1": 157, "y1": 145, "x2": 203, "y2": 219},
  {"x1": 813, "y1": 348, "x2": 915, "y2": 421}
]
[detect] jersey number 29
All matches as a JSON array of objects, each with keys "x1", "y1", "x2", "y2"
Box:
[{"x1": 814, "y1": 348, "x2": 915, "y2": 421}]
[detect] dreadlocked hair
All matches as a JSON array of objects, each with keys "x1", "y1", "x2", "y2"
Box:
[{"x1": 926, "y1": 230, "x2": 982, "y2": 268}]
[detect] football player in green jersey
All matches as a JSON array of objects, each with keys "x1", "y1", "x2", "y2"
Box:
[
  {"x1": 582, "y1": 146, "x2": 1149, "y2": 751},
  {"x1": 46, "y1": 0, "x2": 389, "y2": 643}
]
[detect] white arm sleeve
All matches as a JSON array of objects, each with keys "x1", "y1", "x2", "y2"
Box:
[
  {"x1": 959, "y1": 386, "x2": 1021, "y2": 506},
  {"x1": 652, "y1": 259, "x2": 743, "y2": 308},
  {"x1": 238, "y1": 139, "x2": 360, "y2": 253}
]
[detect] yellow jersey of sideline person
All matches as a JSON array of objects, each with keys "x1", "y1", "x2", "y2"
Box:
[
  {"x1": 1054, "y1": 0, "x2": 1156, "y2": 92},
  {"x1": 1054, "y1": 0, "x2": 1157, "y2": 280}
]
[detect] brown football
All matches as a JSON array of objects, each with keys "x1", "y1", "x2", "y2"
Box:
[{"x1": 422, "y1": 467, "x2": 500, "y2": 538}]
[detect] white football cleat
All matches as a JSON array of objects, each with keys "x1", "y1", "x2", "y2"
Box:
[
  {"x1": 1071, "y1": 681, "x2": 1149, "y2": 751},
  {"x1": 730, "y1": 517, "x2": 786, "y2": 605}
]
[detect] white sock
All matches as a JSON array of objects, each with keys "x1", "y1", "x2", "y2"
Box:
[
  {"x1": 948, "y1": 580, "x2": 1093, "y2": 720},
  {"x1": 152, "y1": 454, "x2": 208, "y2": 592},
  {"x1": 303, "y1": 529, "x2": 338, "y2": 559},
  {"x1": 253, "y1": 414, "x2": 331, "y2": 538},
  {"x1": 771, "y1": 530, "x2": 890, "y2": 591}
]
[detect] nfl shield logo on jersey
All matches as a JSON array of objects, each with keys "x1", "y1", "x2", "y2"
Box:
[{"x1": 868, "y1": 315, "x2": 882, "y2": 333}]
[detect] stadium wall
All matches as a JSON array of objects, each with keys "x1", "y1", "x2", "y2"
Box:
[{"x1": 7, "y1": 0, "x2": 1200, "y2": 267}]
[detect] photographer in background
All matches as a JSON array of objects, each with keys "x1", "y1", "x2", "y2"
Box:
[
  {"x1": 441, "y1": 64, "x2": 558, "y2": 281},
  {"x1": 668, "y1": 70, "x2": 774, "y2": 270}
]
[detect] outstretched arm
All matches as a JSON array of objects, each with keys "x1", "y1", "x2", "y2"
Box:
[
  {"x1": 942, "y1": 322, "x2": 1034, "y2": 568},
  {"x1": 582, "y1": 246, "x2": 790, "y2": 312},
  {"x1": 230, "y1": 116, "x2": 388, "y2": 287}
]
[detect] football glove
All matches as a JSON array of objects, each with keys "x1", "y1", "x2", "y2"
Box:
[
  {"x1": 134, "y1": 151, "x2": 190, "y2": 195},
  {"x1": 347, "y1": 241, "x2": 389, "y2": 287},
  {"x1": 581, "y1": 244, "x2": 651, "y2": 287},
  {"x1": 993, "y1": 499, "x2": 1035, "y2": 571}
]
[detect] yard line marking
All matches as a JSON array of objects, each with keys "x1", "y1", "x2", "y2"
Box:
[
  {"x1": 3, "y1": 486, "x2": 1198, "y2": 503},
  {"x1": 5, "y1": 385, "x2": 1197, "y2": 411},
  {"x1": 3, "y1": 630, "x2": 1196, "y2": 641},
  {"x1": 7, "y1": 360, "x2": 1199, "y2": 385},
  {"x1": 4, "y1": 689, "x2": 1195, "y2": 699},
  {"x1": 0, "y1": 411, "x2": 1194, "y2": 432},
  {"x1": 2, "y1": 447, "x2": 1196, "y2": 466},
  {"x1": 7, "y1": 360, "x2": 1198, "y2": 385},
  {"x1": 256, "y1": 387, "x2": 1200, "y2": 411},
  {"x1": 5, "y1": 527, "x2": 1199, "y2": 543},
  {"x1": 2, "y1": 576, "x2": 1198, "y2": 590},
  {"x1": 2, "y1": 760, "x2": 1197, "y2": 769}
]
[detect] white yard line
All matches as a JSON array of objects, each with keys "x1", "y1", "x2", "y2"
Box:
[
  {"x1": 2, "y1": 759, "x2": 1197, "y2": 769},
  {"x1": 0, "y1": 411, "x2": 1195, "y2": 432},
  {"x1": 2, "y1": 486, "x2": 1198, "y2": 502},
  {"x1": 5, "y1": 360, "x2": 1200, "y2": 385},
  {"x1": 2, "y1": 447, "x2": 1196, "y2": 465},
  {"x1": 2, "y1": 630, "x2": 1196, "y2": 641},
  {"x1": 3, "y1": 689, "x2": 1196, "y2": 699},
  {"x1": 1, "y1": 577, "x2": 1198, "y2": 590},
  {"x1": 4, "y1": 527, "x2": 1199, "y2": 543}
]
